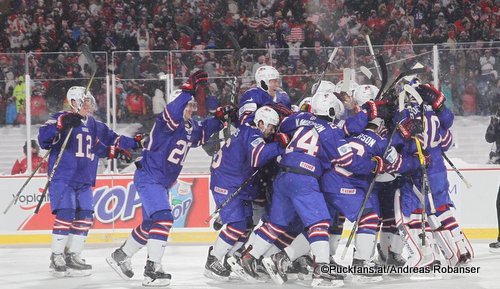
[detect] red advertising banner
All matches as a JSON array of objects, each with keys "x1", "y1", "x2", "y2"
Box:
[{"x1": 2, "y1": 174, "x2": 210, "y2": 232}]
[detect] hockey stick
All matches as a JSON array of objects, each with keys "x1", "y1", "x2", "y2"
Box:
[
  {"x1": 79, "y1": 44, "x2": 98, "y2": 94},
  {"x1": 3, "y1": 149, "x2": 51, "y2": 214},
  {"x1": 341, "y1": 127, "x2": 398, "y2": 259},
  {"x1": 295, "y1": 47, "x2": 338, "y2": 106},
  {"x1": 442, "y1": 152, "x2": 472, "y2": 189},
  {"x1": 414, "y1": 136, "x2": 431, "y2": 245},
  {"x1": 374, "y1": 55, "x2": 388, "y2": 100},
  {"x1": 34, "y1": 45, "x2": 98, "y2": 214},
  {"x1": 365, "y1": 34, "x2": 382, "y2": 80},
  {"x1": 205, "y1": 169, "x2": 261, "y2": 223}
]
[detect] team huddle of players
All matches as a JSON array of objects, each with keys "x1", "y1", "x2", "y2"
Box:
[
  {"x1": 201, "y1": 65, "x2": 474, "y2": 288},
  {"x1": 39, "y1": 64, "x2": 472, "y2": 288}
]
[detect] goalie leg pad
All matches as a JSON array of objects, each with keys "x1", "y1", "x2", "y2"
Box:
[{"x1": 428, "y1": 208, "x2": 474, "y2": 266}]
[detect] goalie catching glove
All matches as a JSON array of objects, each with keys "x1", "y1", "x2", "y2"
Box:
[{"x1": 107, "y1": 146, "x2": 132, "y2": 163}]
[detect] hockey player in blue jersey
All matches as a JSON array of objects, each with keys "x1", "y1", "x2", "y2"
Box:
[
  {"x1": 106, "y1": 71, "x2": 234, "y2": 286},
  {"x1": 393, "y1": 84, "x2": 473, "y2": 269},
  {"x1": 238, "y1": 65, "x2": 291, "y2": 123},
  {"x1": 38, "y1": 86, "x2": 138, "y2": 278},
  {"x1": 204, "y1": 105, "x2": 288, "y2": 281}
]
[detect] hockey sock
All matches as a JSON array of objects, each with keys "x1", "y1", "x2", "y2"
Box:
[
  {"x1": 51, "y1": 209, "x2": 75, "y2": 254},
  {"x1": 251, "y1": 222, "x2": 285, "y2": 259},
  {"x1": 147, "y1": 210, "x2": 173, "y2": 263},
  {"x1": 213, "y1": 221, "x2": 247, "y2": 260},
  {"x1": 307, "y1": 221, "x2": 330, "y2": 264},
  {"x1": 67, "y1": 210, "x2": 93, "y2": 254},
  {"x1": 284, "y1": 233, "x2": 310, "y2": 262}
]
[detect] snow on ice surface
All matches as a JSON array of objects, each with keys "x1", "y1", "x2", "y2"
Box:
[{"x1": 0, "y1": 241, "x2": 499, "y2": 289}]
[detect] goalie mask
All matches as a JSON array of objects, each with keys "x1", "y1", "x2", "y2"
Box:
[
  {"x1": 255, "y1": 65, "x2": 280, "y2": 93},
  {"x1": 66, "y1": 86, "x2": 96, "y2": 112},
  {"x1": 311, "y1": 91, "x2": 345, "y2": 120}
]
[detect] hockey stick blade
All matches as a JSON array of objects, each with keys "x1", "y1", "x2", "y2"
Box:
[{"x1": 79, "y1": 44, "x2": 97, "y2": 93}]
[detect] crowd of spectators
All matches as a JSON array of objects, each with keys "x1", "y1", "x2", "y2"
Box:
[{"x1": 0, "y1": 0, "x2": 498, "y2": 126}]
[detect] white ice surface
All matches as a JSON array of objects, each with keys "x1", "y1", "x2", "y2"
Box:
[{"x1": 0, "y1": 241, "x2": 499, "y2": 289}]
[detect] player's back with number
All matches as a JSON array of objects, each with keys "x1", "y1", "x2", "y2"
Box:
[{"x1": 279, "y1": 112, "x2": 352, "y2": 177}]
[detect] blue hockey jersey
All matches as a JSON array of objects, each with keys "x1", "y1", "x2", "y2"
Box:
[
  {"x1": 38, "y1": 113, "x2": 126, "y2": 185},
  {"x1": 137, "y1": 91, "x2": 223, "y2": 188},
  {"x1": 210, "y1": 122, "x2": 284, "y2": 198},
  {"x1": 278, "y1": 112, "x2": 354, "y2": 178}
]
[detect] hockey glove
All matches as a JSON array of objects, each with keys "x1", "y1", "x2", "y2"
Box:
[
  {"x1": 134, "y1": 133, "x2": 146, "y2": 149},
  {"x1": 215, "y1": 105, "x2": 237, "y2": 122},
  {"x1": 181, "y1": 70, "x2": 208, "y2": 96},
  {"x1": 362, "y1": 100, "x2": 390, "y2": 120},
  {"x1": 273, "y1": 132, "x2": 290, "y2": 148},
  {"x1": 371, "y1": 156, "x2": 385, "y2": 174},
  {"x1": 213, "y1": 216, "x2": 223, "y2": 231},
  {"x1": 397, "y1": 117, "x2": 423, "y2": 141},
  {"x1": 267, "y1": 103, "x2": 293, "y2": 120},
  {"x1": 57, "y1": 113, "x2": 83, "y2": 131},
  {"x1": 415, "y1": 84, "x2": 445, "y2": 113},
  {"x1": 107, "y1": 146, "x2": 132, "y2": 163}
]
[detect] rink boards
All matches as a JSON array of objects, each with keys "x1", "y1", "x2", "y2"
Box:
[{"x1": 0, "y1": 167, "x2": 499, "y2": 245}]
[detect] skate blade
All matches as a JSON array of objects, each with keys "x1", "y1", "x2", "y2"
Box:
[
  {"x1": 106, "y1": 256, "x2": 133, "y2": 280},
  {"x1": 410, "y1": 273, "x2": 442, "y2": 280},
  {"x1": 50, "y1": 270, "x2": 67, "y2": 278},
  {"x1": 489, "y1": 248, "x2": 500, "y2": 254},
  {"x1": 142, "y1": 276, "x2": 171, "y2": 287},
  {"x1": 65, "y1": 268, "x2": 92, "y2": 277},
  {"x1": 261, "y1": 257, "x2": 286, "y2": 284},
  {"x1": 203, "y1": 269, "x2": 230, "y2": 282},
  {"x1": 226, "y1": 257, "x2": 262, "y2": 283},
  {"x1": 310, "y1": 278, "x2": 344, "y2": 288},
  {"x1": 351, "y1": 275, "x2": 383, "y2": 283}
]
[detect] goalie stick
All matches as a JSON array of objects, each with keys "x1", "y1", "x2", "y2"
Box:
[{"x1": 34, "y1": 45, "x2": 98, "y2": 214}]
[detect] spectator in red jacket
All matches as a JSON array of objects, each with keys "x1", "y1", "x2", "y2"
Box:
[{"x1": 11, "y1": 140, "x2": 48, "y2": 175}]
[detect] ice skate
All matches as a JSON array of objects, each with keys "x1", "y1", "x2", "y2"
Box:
[
  {"x1": 49, "y1": 253, "x2": 67, "y2": 278},
  {"x1": 65, "y1": 252, "x2": 92, "y2": 277},
  {"x1": 204, "y1": 246, "x2": 230, "y2": 281},
  {"x1": 311, "y1": 263, "x2": 344, "y2": 288},
  {"x1": 142, "y1": 260, "x2": 171, "y2": 287},
  {"x1": 226, "y1": 253, "x2": 261, "y2": 283},
  {"x1": 489, "y1": 240, "x2": 500, "y2": 254},
  {"x1": 262, "y1": 251, "x2": 290, "y2": 284},
  {"x1": 351, "y1": 258, "x2": 383, "y2": 283},
  {"x1": 106, "y1": 247, "x2": 134, "y2": 280}
]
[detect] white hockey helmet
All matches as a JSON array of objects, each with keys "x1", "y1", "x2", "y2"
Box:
[
  {"x1": 311, "y1": 91, "x2": 345, "y2": 120},
  {"x1": 255, "y1": 65, "x2": 280, "y2": 92},
  {"x1": 334, "y1": 80, "x2": 359, "y2": 96},
  {"x1": 298, "y1": 97, "x2": 312, "y2": 111},
  {"x1": 169, "y1": 89, "x2": 197, "y2": 111},
  {"x1": 254, "y1": 105, "x2": 280, "y2": 129},
  {"x1": 353, "y1": 84, "x2": 379, "y2": 106},
  {"x1": 66, "y1": 86, "x2": 95, "y2": 111},
  {"x1": 311, "y1": 80, "x2": 336, "y2": 94}
]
